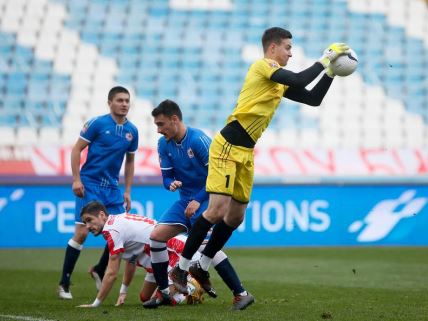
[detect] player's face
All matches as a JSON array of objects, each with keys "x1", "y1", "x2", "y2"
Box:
[
  {"x1": 153, "y1": 114, "x2": 179, "y2": 141},
  {"x1": 273, "y1": 38, "x2": 292, "y2": 67},
  {"x1": 81, "y1": 213, "x2": 106, "y2": 236},
  {"x1": 108, "y1": 93, "x2": 130, "y2": 117}
]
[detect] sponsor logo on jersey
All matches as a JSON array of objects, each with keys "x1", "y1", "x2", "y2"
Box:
[
  {"x1": 187, "y1": 148, "x2": 194, "y2": 158},
  {"x1": 125, "y1": 132, "x2": 133, "y2": 141}
]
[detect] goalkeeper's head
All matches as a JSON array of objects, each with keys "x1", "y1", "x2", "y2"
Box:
[
  {"x1": 262, "y1": 27, "x2": 293, "y2": 67},
  {"x1": 80, "y1": 201, "x2": 109, "y2": 236}
]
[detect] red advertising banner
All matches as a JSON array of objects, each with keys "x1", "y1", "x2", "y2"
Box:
[{"x1": 0, "y1": 146, "x2": 427, "y2": 177}]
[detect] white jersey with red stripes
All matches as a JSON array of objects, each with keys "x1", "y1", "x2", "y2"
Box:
[{"x1": 101, "y1": 213, "x2": 188, "y2": 273}]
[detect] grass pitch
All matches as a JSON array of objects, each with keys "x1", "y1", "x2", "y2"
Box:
[{"x1": 0, "y1": 247, "x2": 427, "y2": 321}]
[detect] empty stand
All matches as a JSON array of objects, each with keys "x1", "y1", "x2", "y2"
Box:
[{"x1": 0, "y1": 0, "x2": 426, "y2": 149}]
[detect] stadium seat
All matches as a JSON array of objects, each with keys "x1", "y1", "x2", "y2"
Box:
[{"x1": 0, "y1": 0, "x2": 426, "y2": 150}]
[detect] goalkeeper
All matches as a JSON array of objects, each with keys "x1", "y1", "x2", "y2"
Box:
[{"x1": 170, "y1": 27, "x2": 349, "y2": 309}]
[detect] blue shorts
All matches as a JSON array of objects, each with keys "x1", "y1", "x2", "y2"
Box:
[
  {"x1": 75, "y1": 184, "x2": 125, "y2": 223},
  {"x1": 158, "y1": 198, "x2": 208, "y2": 232}
]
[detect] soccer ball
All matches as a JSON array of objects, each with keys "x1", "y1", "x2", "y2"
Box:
[{"x1": 330, "y1": 48, "x2": 358, "y2": 77}]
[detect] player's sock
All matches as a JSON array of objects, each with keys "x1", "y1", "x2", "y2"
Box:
[
  {"x1": 213, "y1": 258, "x2": 245, "y2": 295},
  {"x1": 59, "y1": 239, "x2": 82, "y2": 286},
  {"x1": 199, "y1": 254, "x2": 212, "y2": 271},
  {"x1": 181, "y1": 215, "x2": 213, "y2": 263},
  {"x1": 92, "y1": 244, "x2": 109, "y2": 278},
  {"x1": 202, "y1": 220, "x2": 236, "y2": 258},
  {"x1": 150, "y1": 239, "x2": 170, "y2": 291}
]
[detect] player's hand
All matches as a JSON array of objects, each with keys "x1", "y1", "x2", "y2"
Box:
[
  {"x1": 185, "y1": 200, "x2": 200, "y2": 218},
  {"x1": 123, "y1": 192, "x2": 131, "y2": 212},
  {"x1": 169, "y1": 180, "x2": 182, "y2": 192},
  {"x1": 115, "y1": 293, "x2": 127, "y2": 306},
  {"x1": 72, "y1": 180, "x2": 85, "y2": 198},
  {"x1": 326, "y1": 65, "x2": 335, "y2": 78},
  {"x1": 319, "y1": 43, "x2": 349, "y2": 68},
  {"x1": 77, "y1": 304, "x2": 96, "y2": 308}
]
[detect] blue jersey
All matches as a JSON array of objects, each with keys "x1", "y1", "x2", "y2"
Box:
[
  {"x1": 158, "y1": 127, "x2": 211, "y2": 201},
  {"x1": 79, "y1": 114, "x2": 139, "y2": 187}
]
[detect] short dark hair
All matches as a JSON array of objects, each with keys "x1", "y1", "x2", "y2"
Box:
[
  {"x1": 261, "y1": 27, "x2": 292, "y2": 52},
  {"x1": 80, "y1": 201, "x2": 108, "y2": 218},
  {"x1": 108, "y1": 86, "x2": 130, "y2": 101},
  {"x1": 151, "y1": 99, "x2": 183, "y2": 121}
]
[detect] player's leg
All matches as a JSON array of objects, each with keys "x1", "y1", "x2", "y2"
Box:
[
  {"x1": 142, "y1": 272, "x2": 175, "y2": 308},
  {"x1": 212, "y1": 250, "x2": 254, "y2": 310},
  {"x1": 150, "y1": 224, "x2": 186, "y2": 293},
  {"x1": 171, "y1": 135, "x2": 237, "y2": 293},
  {"x1": 139, "y1": 279, "x2": 158, "y2": 303},
  {"x1": 148, "y1": 200, "x2": 187, "y2": 297},
  {"x1": 186, "y1": 200, "x2": 246, "y2": 297},
  {"x1": 171, "y1": 194, "x2": 231, "y2": 293},
  {"x1": 200, "y1": 199, "x2": 247, "y2": 264},
  {"x1": 88, "y1": 245, "x2": 108, "y2": 290},
  {"x1": 58, "y1": 223, "x2": 88, "y2": 299},
  {"x1": 200, "y1": 149, "x2": 253, "y2": 265}
]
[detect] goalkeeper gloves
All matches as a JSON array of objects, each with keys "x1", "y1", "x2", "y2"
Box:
[
  {"x1": 325, "y1": 65, "x2": 335, "y2": 78},
  {"x1": 319, "y1": 43, "x2": 350, "y2": 68}
]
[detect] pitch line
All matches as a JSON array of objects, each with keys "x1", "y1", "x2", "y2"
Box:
[{"x1": 0, "y1": 315, "x2": 58, "y2": 321}]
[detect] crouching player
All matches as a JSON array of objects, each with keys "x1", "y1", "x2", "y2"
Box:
[{"x1": 76, "y1": 201, "x2": 226, "y2": 307}]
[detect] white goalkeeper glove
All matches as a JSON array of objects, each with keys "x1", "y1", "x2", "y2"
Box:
[{"x1": 319, "y1": 43, "x2": 350, "y2": 68}]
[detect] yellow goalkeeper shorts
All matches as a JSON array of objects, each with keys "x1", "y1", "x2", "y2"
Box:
[{"x1": 206, "y1": 133, "x2": 254, "y2": 203}]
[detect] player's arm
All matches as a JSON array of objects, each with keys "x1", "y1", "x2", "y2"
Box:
[
  {"x1": 283, "y1": 74, "x2": 333, "y2": 106},
  {"x1": 185, "y1": 132, "x2": 211, "y2": 217},
  {"x1": 115, "y1": 259, "x2": 137, "y2": 306},
  {"x1": 158, "y1": 140, "x2": 182, "y2": 191},
  {"x1": 71, "y1": 138, "x2": 89, "y2": 198},
  {"x1": 77, "y1": 253, "x2": 122, "y2": 307},
  {"x1": 270, "y1": 62, "x2": 324, "y2": 87},
  {"x1": 123, "y1": 152, "x2": 135, "y2": 211}
]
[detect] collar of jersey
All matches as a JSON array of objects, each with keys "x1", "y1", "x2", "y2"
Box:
[{"x1": 174, "y1": 128, "x2": 188, "y2": 146}]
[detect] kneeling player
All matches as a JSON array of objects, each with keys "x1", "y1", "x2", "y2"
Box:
[{"x1": 76, "y1": 201, "x2": 227, "y2": 307}]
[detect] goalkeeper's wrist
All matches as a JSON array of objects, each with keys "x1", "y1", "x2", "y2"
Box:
[
  {"x1": 92, "y1": 298, "x2": 102, "y2": 307},
  {"x1": 326, "y1": 68, "x2": 335, "y2": 78},
  {"x1": 319, "y1": 57, "x2": 330, "y2": 69},
  {"x1": 119, "y1": 283, "x2": 128, "y2": 294}
]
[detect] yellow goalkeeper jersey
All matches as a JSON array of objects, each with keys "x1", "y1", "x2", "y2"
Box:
[{"x1": 226, "y1": 58, "x2": 289, "y2": 143}]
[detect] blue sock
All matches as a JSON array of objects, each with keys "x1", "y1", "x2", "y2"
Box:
[
  {"x1": 214, "y1": 258, "x2": 245, "y2": 295},
  {"x1": 59, "y1": 243, "x2": 81, "y2": 286},
  {"x1": 93, "y1": 244, "x2": 109, "y2": 279}
]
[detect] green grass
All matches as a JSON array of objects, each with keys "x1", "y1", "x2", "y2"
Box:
[{"x1": 0, "y1": 248, "x2": 427, "y2": 321}]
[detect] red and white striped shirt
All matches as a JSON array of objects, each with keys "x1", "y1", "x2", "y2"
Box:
[{"x1": 101, "y1": 213, "x2": 187, "y2": 272}]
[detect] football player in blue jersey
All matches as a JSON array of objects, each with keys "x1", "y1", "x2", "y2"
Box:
[
  {"x1": 142, "y1": 100, "x2": 250, "y2": 309},
  {"x1": 58, "y1": 86, "x2": 139, "y2": 300}
]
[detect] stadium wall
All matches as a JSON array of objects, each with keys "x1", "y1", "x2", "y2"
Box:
[{"x1": 0, "y1": 182, "x2": 427, "y2": 248}]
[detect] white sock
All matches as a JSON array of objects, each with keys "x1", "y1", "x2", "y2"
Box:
[
  {"x1": 149, "y1": 239, "x2": 168, "y2": 263},
  {"x1": 199, "y1": 255, "x2": 212, "y2": 271},
  {"x1": 160, "y1": 287, "x2": 170, "y2": 295},
  {"x1": 68, "y1": 239, "x2": 83, "y2": 251},
  {"x1": 178, "y1": 257, "x2": 191, "y2": 271}
]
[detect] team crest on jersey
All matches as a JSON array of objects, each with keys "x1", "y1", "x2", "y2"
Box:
[
  {"x1": 125, "y1": 132, "x2": 133, "y2": 141},
  {"x1": 187, "y1": 148, "x2": 194, "y2": 158}
]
